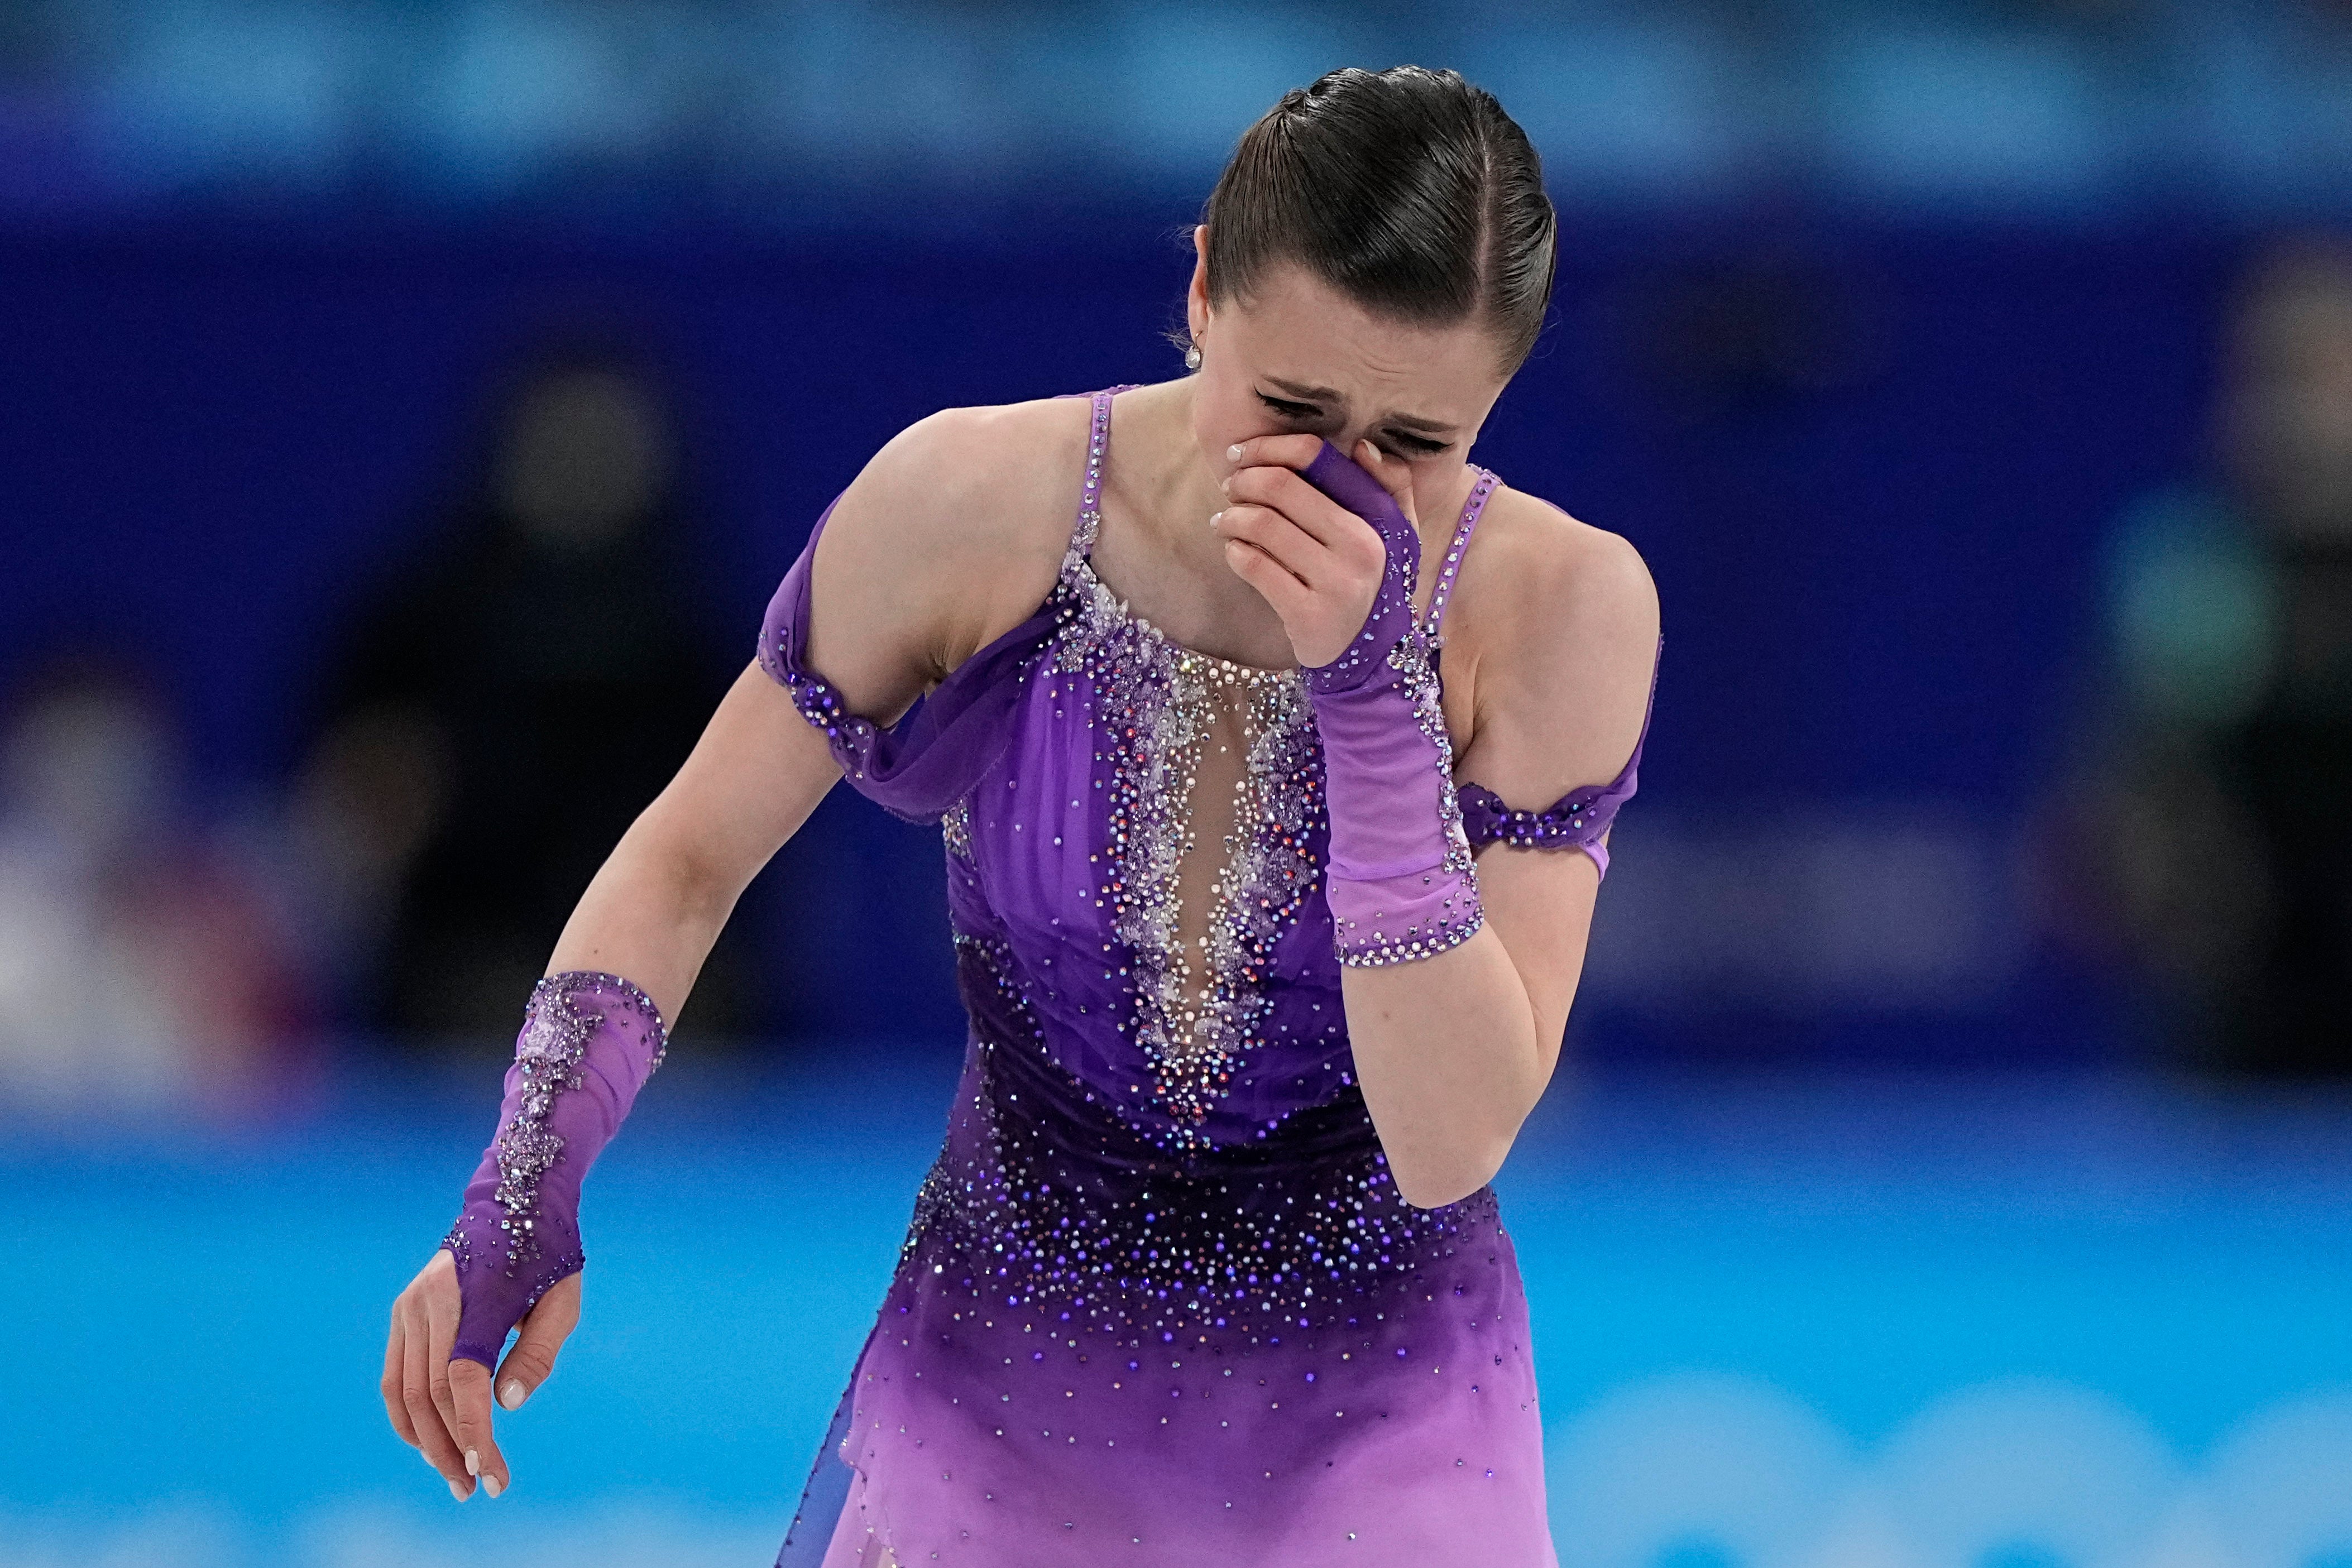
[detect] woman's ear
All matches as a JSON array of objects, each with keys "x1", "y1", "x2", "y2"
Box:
[{"x1": 1187, "y1": 227, "x2": 1211, "y2": 342}]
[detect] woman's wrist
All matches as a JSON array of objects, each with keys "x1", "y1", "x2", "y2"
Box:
[
  {"x1": 1297, "y1": 442, "x2": 1484, "y2": 967},
  {"x1": 441, "y1": 970, "x2": 669, "y2": 1370},
  {"x1": 1310, "y1": 633, "x2": 1484, "y2": 966}
]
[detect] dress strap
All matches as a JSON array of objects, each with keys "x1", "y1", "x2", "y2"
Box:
[
  {"x1": 1422, "y1": 466, "x2": 1498, "y2": 642},
  {"x1": 1065, "y1": 385, "x2": 1142, "y2": 563}
]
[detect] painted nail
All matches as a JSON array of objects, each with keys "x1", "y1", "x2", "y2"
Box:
[
  {"x1": 448, "y1": 1476, "x2": 470, "y2": 1502},
  {"x1": 1209, "y1": 511, "x2": 1223, "y2": 529},
  {"x1": 483, "y1": 1472, "x2": 506, "y2": 1498},
  {"x1": 1227, "y1": 444, "x2": 1243, "y2": 461},
  {"x1": 500, "y1": 1380, "x2": 527, "y2": 1409},
  {"x1": 465, "y1": 1448, "x2": 478, "y2": 1476}
]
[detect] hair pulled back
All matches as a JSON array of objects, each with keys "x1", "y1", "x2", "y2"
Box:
[{"x1": 1201, "y1": 66, "x2": 1558, "y2": 377}]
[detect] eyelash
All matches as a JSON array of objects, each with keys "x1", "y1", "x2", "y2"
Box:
[{"x1": 1257, "y1": 393, "x2": 1449, "y2": 457}]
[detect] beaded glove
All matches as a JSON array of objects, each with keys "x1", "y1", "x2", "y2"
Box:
[
  {"x1": 1299, "y1": 442, "x2": 1482, "y2": 966},
  {"x1": 439, "y1": 970, "x2": 669, "y2": 1373}
]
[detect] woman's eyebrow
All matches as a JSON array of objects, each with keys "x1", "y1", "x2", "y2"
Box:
[{"x1": 1263, "y1": 376, "x2": 1457, "y2": 435}]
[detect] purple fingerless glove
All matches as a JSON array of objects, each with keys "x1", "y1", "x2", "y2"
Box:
[
  {"x1": 438, "y1": 970, "x2": 669, "y2": 1373},
  {"x1": 1299, "y1": 442, "x2": 1483, "y2": 966}
]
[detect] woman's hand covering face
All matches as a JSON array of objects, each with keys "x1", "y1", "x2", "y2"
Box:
[{"x1": 1210, "y1": 434, "x2": 1424, "y2": 669}]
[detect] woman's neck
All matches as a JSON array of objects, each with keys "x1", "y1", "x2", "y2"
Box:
[
  {"x1": 1095, "y1": 377, "x2": 1295, "y2": 668},
  {"x1": 1113, "y1": 377, "x2": 1226, "y2": 548}
]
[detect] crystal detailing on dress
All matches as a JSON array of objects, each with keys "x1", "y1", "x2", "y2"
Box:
[
  {"x1": 1052, "y1": 556, "x2": 1320, "y2": 1149},
  {"x1": 758, "y1": 534, "x2": 882, "y2": 781},
  {"x1": 775, "y1": 664, "x2": 878, "y2": 780},
  {"x1": 1196, "y1": 655, "x2": 1322, "y2": 1034},
  {"x1": 941, "y1": 793, "x2": 973, "y2": 859},
  {"x1": 1417, "y1": 467, "x2": 1494, "y2": 645},
  {"x1": 489, "y1": 970, "x2": 669, "y2": 1275},
  {"x1": 933, "y1": 932, "x2": 1492, "y2": 1344},
  {"x1": 1039, "y1": 391, "x2": 1328, "y2": 1151},
  {"x1": 1455, "y1": 786, "x2": 1606, "y2": 847}
]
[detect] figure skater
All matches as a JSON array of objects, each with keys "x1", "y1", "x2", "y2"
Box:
[{"x1": 381, "y1": 64, "x2": 1663, "y2": 1566}]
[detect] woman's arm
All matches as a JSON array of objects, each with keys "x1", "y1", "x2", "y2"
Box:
[
  {"x1": 382, "y1": 396, "x2": 1082, "y2": 1499},
  {"x1": 543, "y1": 395, "x2": 1085, "y2": 1023},
  {"x1": 1342, "y1": 506, "x2": 1658, "y2": 1207},
  {"x1": 1215, "y1": 439, "x2": 1658, "y2": 1209},
  {"x1": 540, "y1": 658, "x2": 842, "y2": 1027}
]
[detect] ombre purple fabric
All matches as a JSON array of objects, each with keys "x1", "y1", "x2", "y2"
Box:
[{"x1": 759, "y1": 388, "x2": 1660, "y2": 1566}]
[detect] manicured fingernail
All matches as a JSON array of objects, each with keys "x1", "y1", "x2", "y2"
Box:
[
  {"x1": 483, "y1": 1471, "x2": 505, "y2": 1498},
  {"x1": 465, "y1": 1448, "x2": 478, "y2": 1476},
  {"x1": 1226, "y1": 444, "x2": 1243, "y2": 461},
  {"x1": 448, "y1": 1476, "x2": 469, "y2": 1502},
  {"x1": 500, "y1": 1380, "x2": 526, "y2": 1409},
  {"x1": 1209, "y1": 510, "x2": 1223, "y2": 528}
]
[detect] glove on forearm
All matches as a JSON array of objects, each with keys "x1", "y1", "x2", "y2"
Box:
[
  {"x1": 439, "y1": 970, "x2": 668, "y2": 1372},
  {"x1": 1299, "y1": 443, "x2": 1482, "y2": 966}
]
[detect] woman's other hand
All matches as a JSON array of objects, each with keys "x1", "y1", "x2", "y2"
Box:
[
  {"x1": 380, "y1": 1246, "x2": 581, "y2": 1499},
  {"x1": 1211, "y1": 435, "x2": 1420, "y2": 668}
]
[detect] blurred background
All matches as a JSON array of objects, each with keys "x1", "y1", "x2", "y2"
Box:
[{"x1": 5, "y1": 1, "x2": 2352, "y2": 1564}]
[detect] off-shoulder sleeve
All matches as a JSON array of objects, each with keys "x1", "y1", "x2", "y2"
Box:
[
  {"x1": 1456, "y1": 633, "x2": 1661, "y2": 880},
  {"x1": 756, "y1": 491, "x2": 1061, "y2": 823}
]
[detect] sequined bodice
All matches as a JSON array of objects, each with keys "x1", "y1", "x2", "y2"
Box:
[
  {"x1": 932, "y1": 391, "x2": 1497, "y2": 1157},
  {"x1": 760, "y1": 383, "x2": 1651, "y2": 1162}
]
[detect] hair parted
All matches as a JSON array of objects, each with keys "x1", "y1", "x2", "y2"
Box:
[{"x1": 1200, "y1": 65, "x2": 1558, "y2": 377}]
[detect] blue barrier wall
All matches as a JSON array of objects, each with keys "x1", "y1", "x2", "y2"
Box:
[{"x1": 0, "y1": 213, "x2": 2243, "y2": 1056}]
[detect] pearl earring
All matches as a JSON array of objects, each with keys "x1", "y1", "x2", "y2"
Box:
[{"x1": 1185, "y1": 341, "x2": 1202, "y2": 371}]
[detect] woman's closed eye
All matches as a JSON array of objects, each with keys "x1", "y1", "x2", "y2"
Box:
[{"x1": 1255, "y1": 392, "x2": 1450, "y2": 458}]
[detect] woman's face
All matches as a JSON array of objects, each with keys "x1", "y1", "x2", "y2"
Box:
[{"x1": 1185, "y1": 225, "x2": 1512, "y2": 521}]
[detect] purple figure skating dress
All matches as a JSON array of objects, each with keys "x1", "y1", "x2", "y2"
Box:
[{"x1": 759, "y1": 387, "x2": 1658, "y2": 1566}]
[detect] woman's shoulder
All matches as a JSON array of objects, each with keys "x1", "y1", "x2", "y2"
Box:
[
  {"x1": 1463, "y1": 483, "x2": 1656, "y2": 654},
  {"x1": 812, "y1": 393, "x2": 1098, "y2": 675},
  {"x1": 1449, "y1": 479, "x2": 1659, "y2": 789},
  {"x1": 841, "y1": 393, "x2": 1094, "y2": 563}
]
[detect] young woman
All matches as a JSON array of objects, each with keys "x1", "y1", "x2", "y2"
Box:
[{"x1": 381, "y1": 64, "x2": 1662, "y2": 1566}]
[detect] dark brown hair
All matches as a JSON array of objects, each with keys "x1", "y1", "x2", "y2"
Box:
[{"x1": 1200, "y1": 66, "x2": 1558, "y2": 376}]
